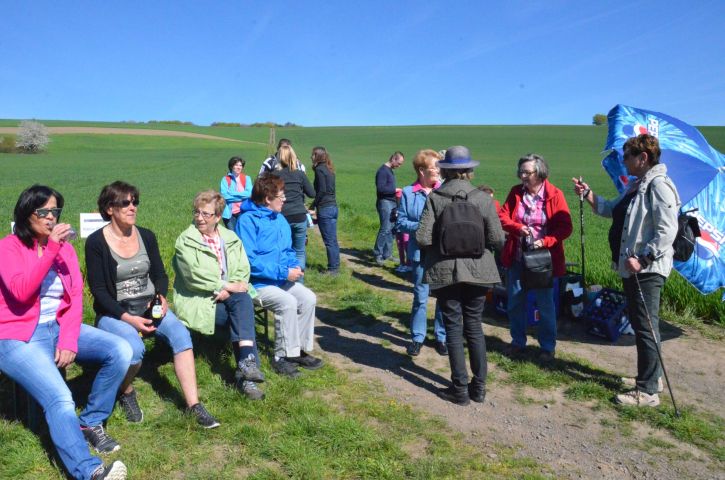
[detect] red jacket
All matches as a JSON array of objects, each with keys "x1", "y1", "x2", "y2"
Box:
[
  {"x1": 0, "y1": 235, "x2": 83, "y2": 352},
  {"x1": 498, "y1": 180, "x2": 573, "y2": 277}
]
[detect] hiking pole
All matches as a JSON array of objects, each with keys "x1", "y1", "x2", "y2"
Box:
[
  {"x1": 633, "y1": 272, "x2": 681, "y2": 417},
  {"x1": 578, "y1": 177, "x2": 587, "y2": 296}
]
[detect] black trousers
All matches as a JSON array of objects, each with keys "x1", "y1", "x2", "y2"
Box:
[
  {"x1": 622, "y1": 273, "x2": 665, "y2": 395},
  {"x1": 436, "y1": 283, "x2": 488, "y2": 394}
]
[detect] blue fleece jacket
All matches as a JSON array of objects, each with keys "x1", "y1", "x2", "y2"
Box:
[{"x1": 236, "y1": 199, "x2": 300, "y2": 289}]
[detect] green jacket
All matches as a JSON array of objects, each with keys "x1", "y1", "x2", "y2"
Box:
[
  {"x1": 416, "y1": 179, "x2": 505, "y2": 290},
  {"x1": 172, "y1": 224, "x2": 256, "y2": 335}
]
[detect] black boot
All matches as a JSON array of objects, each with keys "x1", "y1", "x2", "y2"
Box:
[
  {"x1": 437, "y1": 386, "x2": 470, "y2": 406},
  {"x1": 468, "y1": 382, "x2": 486, "y2": 403}
]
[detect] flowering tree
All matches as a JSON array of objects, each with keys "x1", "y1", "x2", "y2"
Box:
[{"x1": 15, "y1": 120, "x2": 50, "y2": 153}]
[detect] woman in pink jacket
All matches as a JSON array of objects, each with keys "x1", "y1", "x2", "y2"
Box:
[{"x1": 0, "y1": 185, "x2": 131, "y2": 480}]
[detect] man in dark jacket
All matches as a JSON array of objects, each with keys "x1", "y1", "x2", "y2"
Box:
[{"x1": 373, "y1": 151, "x2": 404, "y2": 265}]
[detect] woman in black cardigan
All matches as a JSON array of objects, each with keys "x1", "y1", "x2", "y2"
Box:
[
  {"x1": 85, "y1": 181, "x2": 219, "y2": 429},
  {"x1": 310, "y1": 146, "x2": 340, "y2": 274}
]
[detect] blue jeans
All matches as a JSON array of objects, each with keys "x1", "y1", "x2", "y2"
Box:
[
  {"x1": 223, "y1": 213, "x2": 240, "y2": 233},
  {"x1": 410, "y1": 260, "x2": 445, "y2": 343},
  {"x1": 289, "y1": 220, "x2": 308, "y2": 283},
  {"x1": 317, "y1": 206, "x2": 340, "y2": 271},
  {"x1": 0, "y1": 321, "x2": 131, "y2": 480},
  {"x1": 97, "y1": 309, "x2": 193, "y2": 365},
  {"x1": 214, "y1": 292, "x2": 260, "y2": 366},
  {"x1": 373, "y1": 199, "x2": 396, "y2": 260},
  {"x1": 506, "y1": 261, "x2": 557, "y2": 353}
]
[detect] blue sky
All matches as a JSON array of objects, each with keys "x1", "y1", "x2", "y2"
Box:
[{"x1": 1, "y1": 1, "x2": 723, "y2": 126}]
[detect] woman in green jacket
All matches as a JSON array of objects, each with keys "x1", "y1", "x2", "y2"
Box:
[{"x1": 173, "y1": 190, "x2": 265, "y2": 400}]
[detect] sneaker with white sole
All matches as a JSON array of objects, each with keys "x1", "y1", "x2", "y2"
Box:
[
  {"x1": 621, "y1": 376, "x2": 664, "y2": 393},
  {"x1": 91, "y1": 460, "x2": 128, "y2": 480},
  {"x1": 82, "y1": 425, "x2": 121, "y2": 454},
  {"x1": 186, "y1": 403, "x2": 220, "y2": 429},
  {"x1": 615, "y1": 389, "x2": 660, "y2": 407}
]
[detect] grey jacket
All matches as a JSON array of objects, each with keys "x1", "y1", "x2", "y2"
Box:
[
  {"x1": 416, "y1": 179, "x2": 505, "y2": 290},
  {"x1": 592, "y1": 163, "x2": 680, "y2": 279}
]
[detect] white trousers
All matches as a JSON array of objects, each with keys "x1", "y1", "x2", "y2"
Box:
[{"x1": 254, "y1": 281, "x2": 316, "y2": 358}]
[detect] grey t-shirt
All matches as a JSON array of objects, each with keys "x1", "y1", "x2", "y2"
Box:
[{"x1": 111, "y1": 232, "x2": 155, "y2": 316}]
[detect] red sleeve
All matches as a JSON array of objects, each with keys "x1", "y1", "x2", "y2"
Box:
[
  {"x1": 541, "y1": 187, "x2": 573, "y2": 249},
  {"x1": 498, "y1": 187, "x2": 524, "y2": 237}
]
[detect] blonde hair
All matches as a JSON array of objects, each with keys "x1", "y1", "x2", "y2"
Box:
[
  {"x1": 278, "y1": 145, "x2": 299, "y2": 172},
  {"x1": 193, "y1": 190, "x2": 225, "y2": 216},
  {"x1": 412, "y1": 149, "x2": 441, "y2": 175}
]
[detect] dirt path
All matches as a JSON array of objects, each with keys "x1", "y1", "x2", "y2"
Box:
[
  {"x1": 315, "y1": 250, "x2": 724, "y2": 479},
  {"x1": 0, "y1": 126, "x2": 266, "y2": 144}
]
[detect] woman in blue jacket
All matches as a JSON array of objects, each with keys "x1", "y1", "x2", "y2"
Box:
[
  {"x1": 220, "y1": 156, "x2": 253, "y2": 232},
  {"x1": 396, "y1": 149, "x2": 446, "y2": 357},
  {"x1": 236, "y1": 175, "x2": 322, "y2": 379}
]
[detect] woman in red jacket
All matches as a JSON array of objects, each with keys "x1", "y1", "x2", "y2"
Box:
[{"x1": 498, "y1": 154, "x2": 572, "y2": 362}]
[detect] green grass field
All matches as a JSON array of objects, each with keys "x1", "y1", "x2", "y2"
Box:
[{"x1": 0, "y1": 124, "x2": 723, "y2": 478}]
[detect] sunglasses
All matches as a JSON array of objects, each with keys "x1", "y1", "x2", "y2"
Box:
[
  {"x1": 115, "y1": 199, "x2": 140, "y2": 208},
  {"x1": 34, "y1": 207, "x2": 62, "y2": 218}
]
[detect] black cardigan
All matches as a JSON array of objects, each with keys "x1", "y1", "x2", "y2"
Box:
[
  {"x1": 85, "y1": 226, "x2": 169, "y2": 319},
  {"x1": 311, "y1": 163, "x2": 337, "y2": 209}
]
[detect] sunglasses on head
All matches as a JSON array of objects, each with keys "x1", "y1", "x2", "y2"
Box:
[
  {"x1": 34, "y1": 207, "x2": 62, "y2": 218},
  {"x1": 115, "y1": 198, "x2": 140, "y2": 208}
]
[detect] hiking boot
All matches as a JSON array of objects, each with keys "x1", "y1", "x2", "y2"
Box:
[
  {"x1": 406, "y1": 341, "x2": 423, "y2": 357},
  {"x1": 272, "y1": 357, "x2": 301, "y2": 378},
  {"x1": 538, "y1": 350, "x2": 555, "y2": 363},
  {"x1": 118, "y1": 390, "x2": 143, "y2": 423},
  {"x1": 187, "y1": 403, "x2": 220, "y2": 429},
  {"x1": 237, "y1": 354, "x2": 265, "y2": 382},
  {"x1": 91, "y1": 461, "x2": 127, "y2": 480},
  {"x1": 468, "y1": 383, "x2": 486, "y2": 403},
  {"x1": 434, "y1": 341, "x2": 448, "y2": 356},
  {"x1": 615, "y1": 389, "x2": 660, "y2": 407},
  {"x1": 621, "y1": 376, "x2": 664, "y2": 393},
  {"x1": 505, "y1": 344, "x2": 525, "y2": 358},
  {"x1": 237, "y1": 379, "x2": 265, "y2": 400},
  {"x1": 437, "y1": 386, "x2": 470, "y2": 406},
  {"x1": 82, "y1": 425, "x2": 121, "y2": 454},
  {"x1": 286, "y1": 352, "x2": 324, "y2": 370}
]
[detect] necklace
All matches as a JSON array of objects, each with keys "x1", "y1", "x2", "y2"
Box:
[{"x1": 106, "y1": 225, "x2": 134, "y2": 243}]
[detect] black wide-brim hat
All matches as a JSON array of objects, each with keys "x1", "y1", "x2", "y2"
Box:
[{"x1": 437, "y1": 145, "x2": 480, "y2": 169}]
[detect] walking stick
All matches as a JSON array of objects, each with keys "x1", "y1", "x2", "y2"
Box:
[
  {"x1": 578, "y1": 177, "x2": 586, "y2": 294},
  {"x1": 633, "y1": 272, "x2": 680, "y2": 417}
]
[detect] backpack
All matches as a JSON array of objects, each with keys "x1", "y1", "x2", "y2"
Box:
[
  {"x1": 647, "y1": 179, "x2": 701, "y2": 262},
  {"x1": 434, "y1": 190, "x2": 485, "y2": 257}
]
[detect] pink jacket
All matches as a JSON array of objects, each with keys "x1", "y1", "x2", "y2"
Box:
[{"x1": 0, "y1": 235, "x2": 83, "y2": 352}]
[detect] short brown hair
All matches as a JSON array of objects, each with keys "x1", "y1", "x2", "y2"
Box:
[
  {"x1": 97, "y1": 181, "x2": 140, "y2": 221},
  {"x1": 194, "y1": 190, "x2": 225, "y2": 217},
  {"x1": 251, "y1": 175, "x2": 285, "y2": 205},
  {"x1": 412, "y1": 149, "x2": 441, "y2": 173},
  {"x1": 623, "y1": 133, "x2": 661, "y2": 165}
]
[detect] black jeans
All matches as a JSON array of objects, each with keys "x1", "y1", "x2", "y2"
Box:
[
  {"x1": 436, "y1": 283, "x2": 488, "y2": 395},
  {"x1": 622, "y1": 273, "x2": 665, "y2": 395}
]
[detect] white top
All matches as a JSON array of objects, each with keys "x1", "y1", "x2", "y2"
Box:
[{"x1": 39, "y1": 268, "x2": 64, "y2": 324}]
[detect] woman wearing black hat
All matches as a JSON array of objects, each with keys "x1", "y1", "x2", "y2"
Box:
[{"x1": 416, "y1": 146, "x2": 505, "y2": 406}]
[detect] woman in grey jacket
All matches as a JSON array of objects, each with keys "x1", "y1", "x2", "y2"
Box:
[
  {"x1": 416, "y1": 146, "x2": 505, "y2": 405},
  {"x1": 574, "y1": 133, "x2": 680, "y2": 407}
]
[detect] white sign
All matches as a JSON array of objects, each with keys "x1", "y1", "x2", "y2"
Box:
[{"x1": 80, "y1": 213, "x2": 109, "y2": 238}]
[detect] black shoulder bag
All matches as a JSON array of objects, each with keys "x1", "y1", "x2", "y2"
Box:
[{"x1": 521, "y1": 237, "x2": 553, "y2": 290}]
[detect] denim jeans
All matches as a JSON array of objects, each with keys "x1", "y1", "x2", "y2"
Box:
[
  {"x1": 288, "y1": 220, "x2": 308, "y2": 283},
  {"x1": 97, "y1": 308, "x2": 193, "y2": 365},
  {"x1": 0, "y1": 321, "x2": 131, "y2": 480},
  {"x1": 223, "y1": 213, "x2": 240, "y2": 233},
  {"x1": 373, "y1": 199, "x2": 396, "y2": 260},
  {"x1": 436, "y1": 283, "x2": 487, "y2": 395},
  {"x1": 316, "y1": 206, "x2": 340, "y2": 271},
  {"x1": 410, "y1": 260, "x2": 445, "y2": 343},
  {"x1": 506, "y1": 261, "x2": 557, "y2": 353},
  {"x1": 214, "y1": 291, "x2": 260, "y2": 365},
  {"x1": 622, "y1": 273, "x2": 665, "y2": 395}
]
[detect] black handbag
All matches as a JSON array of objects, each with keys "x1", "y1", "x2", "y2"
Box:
[{"x1": 521, "y1": 239, "x2": 553, "y2": 290}]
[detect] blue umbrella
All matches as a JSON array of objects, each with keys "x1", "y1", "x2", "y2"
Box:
[{"x1": 601, "y1": 104, "x2": 725, "y2": 299}]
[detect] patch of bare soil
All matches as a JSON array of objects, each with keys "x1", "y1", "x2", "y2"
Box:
[
  {"x1": 314, "y1": 250, "x2": 724, "y2": 479},
  {"x1": 0, "y1": 126, "x2": 265, "y2": 144}
]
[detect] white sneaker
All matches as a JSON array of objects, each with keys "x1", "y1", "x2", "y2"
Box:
[
  {"x1": 621, "y1": 376, "x2": 664, "y2": 393},
  {"x1": 615, "y1": 389, "x2": 660, "y2": 407}
]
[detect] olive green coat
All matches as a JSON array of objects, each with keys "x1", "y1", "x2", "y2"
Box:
[
  {"x1": 172, "y1": 224, "x2": 256, "y2": 335},
  {"x1": 416, "y1": 179, "x2": 505, "y2": 290}
]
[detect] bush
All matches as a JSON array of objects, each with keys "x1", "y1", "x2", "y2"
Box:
[
  {"x1": 592, "y1": 114, "x2": 608, "y2": 126},
  {"x1": 211, "y1": 122, "x2": 245, "y2": 127},
  {"x1": 147, "y1": 120, "x2": 195, "y2": 126},
  {"x1": 0, "y1": 135, "x2": 16, "y2": 153},
  {"x1": 15, "y1": 121, "x2": 50, "y2": 153}
]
